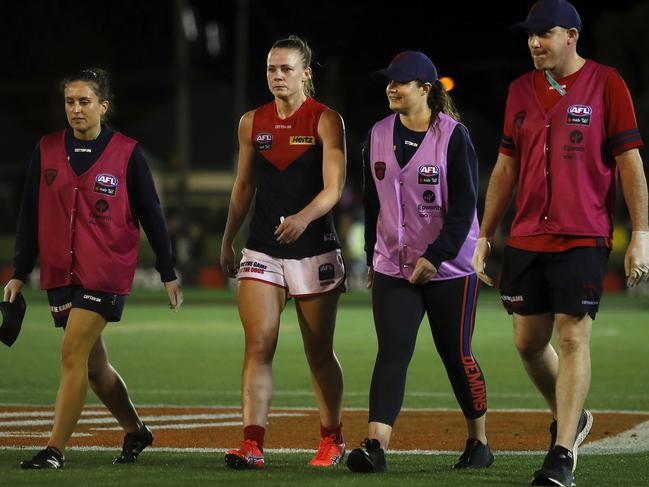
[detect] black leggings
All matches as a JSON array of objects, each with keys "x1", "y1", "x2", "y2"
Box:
[{"x1": 369, "y1": 271, "x2": 487, "y2": 425}]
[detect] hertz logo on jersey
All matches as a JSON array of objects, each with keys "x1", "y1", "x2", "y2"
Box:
[{"x1": 289, "y1": 135, "x2": 316, "y2": 145}]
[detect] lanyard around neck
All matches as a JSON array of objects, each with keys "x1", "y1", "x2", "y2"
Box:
[{"x1": 544, "y1": 70, "x2": 566, "y2": 96}]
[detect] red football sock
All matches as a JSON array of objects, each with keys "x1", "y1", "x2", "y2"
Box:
[{"x1": 243, "y1": 425, "x2": 265, "y2": 449}]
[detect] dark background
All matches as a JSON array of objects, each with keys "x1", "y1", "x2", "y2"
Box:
[{"x1": 1, "y1": 0, "x2": 647, "y2": 281}]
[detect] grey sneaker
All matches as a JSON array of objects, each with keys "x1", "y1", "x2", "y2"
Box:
[
  {"x1": 531, "y1": 446, "x2": 574, "y2": 486},
  {"x1": 548, "y1": 409, "x2": 593, "y2": 471}
]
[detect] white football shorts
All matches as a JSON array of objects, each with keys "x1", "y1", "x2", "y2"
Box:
[{"x1": 237, "y1": 248, "x2": 346, "y2": 297}]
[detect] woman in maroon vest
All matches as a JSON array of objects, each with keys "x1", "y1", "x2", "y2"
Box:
[{"x1": 3, "y1": 68, "x2": 183, "y2": 469}]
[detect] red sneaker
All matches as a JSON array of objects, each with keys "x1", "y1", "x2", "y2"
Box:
[
  {"x1": 224, "y1": 439, "x2": 265, "y2": 469},
  {"x1": 309, "y1": 434, "x2": 346, "y2": 466}
]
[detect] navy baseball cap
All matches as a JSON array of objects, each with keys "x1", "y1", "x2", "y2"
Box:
[
  {"x1": 0, "y1": 294, "x2": 26, "y2": 347},
  {"x1": 514, "y1": 0, "x2": 582, "y2": 33},
  {"x1": 377, "y1": 51, "x2": 438, "y2": 84}
]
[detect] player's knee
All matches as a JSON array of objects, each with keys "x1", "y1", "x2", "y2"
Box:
[
  {"x1": 244, "y1": 337, "x2": 277, "y2": 362},
  {"x1": 514, "y1": 334, "x2": 547, "y2": 358},
  {"x1": 556, "y1": 333, "x2": 587, "y2": 355}
]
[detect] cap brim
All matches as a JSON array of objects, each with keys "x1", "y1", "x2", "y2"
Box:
[
  {"x1": 375, "y1": 67, "x2": 417, "y2": 83},
  {"x1": 512, "y1": 19, "x2": 556, "y2": 33}
]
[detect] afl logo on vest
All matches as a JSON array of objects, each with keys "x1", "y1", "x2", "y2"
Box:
[
  {"x1": 418, "y1": 165, "x2": 439, "y2": 184},
  {"x1": 255, "y1": 132, "x2": 273, "y2": 151},
  {"x1": 566, "y1": 105, "x2": 592, "y2": 126},
  {"x1": 94, "y1": 173, "x2": 118, "y2": 196}
]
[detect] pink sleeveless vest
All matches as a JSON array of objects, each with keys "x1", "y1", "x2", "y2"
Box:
[
  {"x1": 508, "y1": 60, "x2": 616, "y2": 237},
  {"x1": 39, "y1": 130, "x2": 140, "y2": 294}
]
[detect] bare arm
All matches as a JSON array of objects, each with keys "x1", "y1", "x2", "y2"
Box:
[
  {"x1": 275, "y1": 108, "x2": 347, "y2": 244},
  {"x1": 616, "y1": 148, "x2": 649, "y2": 286},
  {"x1": 220, "y1": 111, "x2": 257, "y2": 276},
  {"x1": 472, "y1": 152, "x2": 519, "y2": 285}
]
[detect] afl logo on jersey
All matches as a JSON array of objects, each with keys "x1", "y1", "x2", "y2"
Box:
[
  {"x1": 418, "y1": 165, "x2": 439, "y2": 184},
  {"x1": 566, "y1": 105, "x2": 592, "y2": 126},
  {"x1": 318, "y1": 263, "x2": 335, "y2": 282},
  {"x1": 289, "y1": 135, "x2": 316, "y2": 145},
  {"x1": 255, "y1": 132, "x2": 273, "y2": 151},
  {"x1": 93, "y1": 173, "x2": 118, "y2": 196}
]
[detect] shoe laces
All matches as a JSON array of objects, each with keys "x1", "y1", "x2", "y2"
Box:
[
  {"x1": 314, "y1": 434, "x2": 340, "y2": 457},
  {"x1": 241, "y1": 439, "x2": 262, "y2": 455}
]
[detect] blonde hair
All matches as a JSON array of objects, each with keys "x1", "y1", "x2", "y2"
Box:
[
  {"x1": 271, "y1": 35, "x2": 315, "y2": 97},
  {"x1": 418, "y1": 80, "x2": 461, "y2": 123}
]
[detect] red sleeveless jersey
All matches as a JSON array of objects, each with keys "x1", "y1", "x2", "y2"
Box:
[
  {"x1": 38, "y1": 130, "x2": 140, "y2": 294},
  {"x1": 246, "y1": 97, "x2": 340, "y2": 258}
]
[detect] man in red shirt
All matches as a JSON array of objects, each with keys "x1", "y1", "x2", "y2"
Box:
[{"x1": 472, "y1": 1, "x2": 649, "y2": 486}]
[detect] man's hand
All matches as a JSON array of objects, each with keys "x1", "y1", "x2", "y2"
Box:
[
  {"x1": 472, "y1": 238, "x2": 494, "y2": 286},
  {"x1": 625, "y1": 231, "x2": 649, "y2": 287}
]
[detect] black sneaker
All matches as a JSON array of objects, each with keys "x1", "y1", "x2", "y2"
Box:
[
  {"x1": 20, "y1": 447, "x2": 65, "y2": 469},
  {"x1": 548, "y1": 409, "x2": 592, "y2": 471},
  {"x1": 113, "y1": 424, "x2": 154, "y2": 464},
  {"x1": 531, "y1": 446, "x2": 575, "y2": 487},
  {"x1": 453, "y1": 438, "x2": 495, "y2": 469},
  {"x1": 346, "y1": 438, "x2": 387, "y2": 473}
]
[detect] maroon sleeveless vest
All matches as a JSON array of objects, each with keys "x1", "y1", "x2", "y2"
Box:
[
  {"x1": 39, "y1": 130, "x2": 140, "y2": 294},
  {"x1": 508, "y1": 60, "x2": 616, "y2": 238}
]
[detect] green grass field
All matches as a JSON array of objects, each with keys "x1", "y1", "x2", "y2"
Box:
[{"x1": 1, "y1": 288, "x2": 648, "y2": 486}]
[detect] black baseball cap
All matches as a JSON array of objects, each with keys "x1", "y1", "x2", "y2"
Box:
[
  {"x1": 0, "y1": 294, "x2": 26, "y2": 347},
  {"x1": 376, "y1": 51, "x2": 438, "y2": 84},
  {"x1": 514, "y1": 0, "x2": 582, "y2": 33}
]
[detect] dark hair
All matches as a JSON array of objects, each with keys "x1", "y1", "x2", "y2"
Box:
[
  {"x1": 418, "y1": 80, "x2": 461, "y2": 123},
  {"x1": 270, "y1": 35, "x2": 315, "y2": 97},
  {"x1": 60, "y1": 68, "x2": 114, "y2": 119}
]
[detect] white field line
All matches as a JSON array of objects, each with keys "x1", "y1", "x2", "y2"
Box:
[
  {"x1": 0, "y1": 432, "x2": 92, "y2": 438},
  {"x1": 581, "y1": 419, "x2": 649, "y2": 454},
  {"x1": 95, "y1": 421, "x2": 244, "y2": 431},
  {"x1": 0, "y1": 445, "x2": 643, "y2": 456},
  {"x1": 2, "y1": 404, "x2": 649, "y2": 414},
  {"x1": 0, "y1": 410, "x2": 111, "y2": 419},
  {"x1": 0, "y1": 412, "x2": 305, "y2": 430}
]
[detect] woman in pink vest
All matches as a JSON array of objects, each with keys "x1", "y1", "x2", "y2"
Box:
[
  {"x1": 3, "y1": 68, "x2": 183, "y2": 469},
  {"x1": 346, "y1": 51, "x2": 493, "y2": 473}
]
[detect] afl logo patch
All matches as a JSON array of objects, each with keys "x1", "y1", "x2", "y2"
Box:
[
  {"x1": 374, "y1": 161, "x2": 386, "y2": 180},
  {"x1": 418, "y1": 164, "x2": 439, "y2": 184},
  {"x1": 44, "y1": 168, "x2": 58, "y2": 186},
  {"x1": 289, "y1": 135, "x2": 315, "y2": 145},
  {"x1": 318, "y1": 263, "x2": 335, "y2": 282},
  {"x1": 94, "y1": 173, "x2": 118, "y2": 196},
  {"x1": 255, "y1": 132, "x2": 273, "y2": 151},
  {"x1": 567, "y1": 105, "x2": 592, "y2": 126}
]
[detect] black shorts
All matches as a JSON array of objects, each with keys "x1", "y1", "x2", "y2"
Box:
[
  {"x1": 46, "y1": 285, "x2": 126, "y2": 327},
  {"x1": 499, "y1": 246, "x2": 610, "y2": 320}
]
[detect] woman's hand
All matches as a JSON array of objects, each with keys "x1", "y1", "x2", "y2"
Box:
[
  {"x1": 164, "y1": 280, "x2": 183, "y2": 312},
  {"x1": 3, "y1": 279, "x2": 24, "y2": 303}
]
